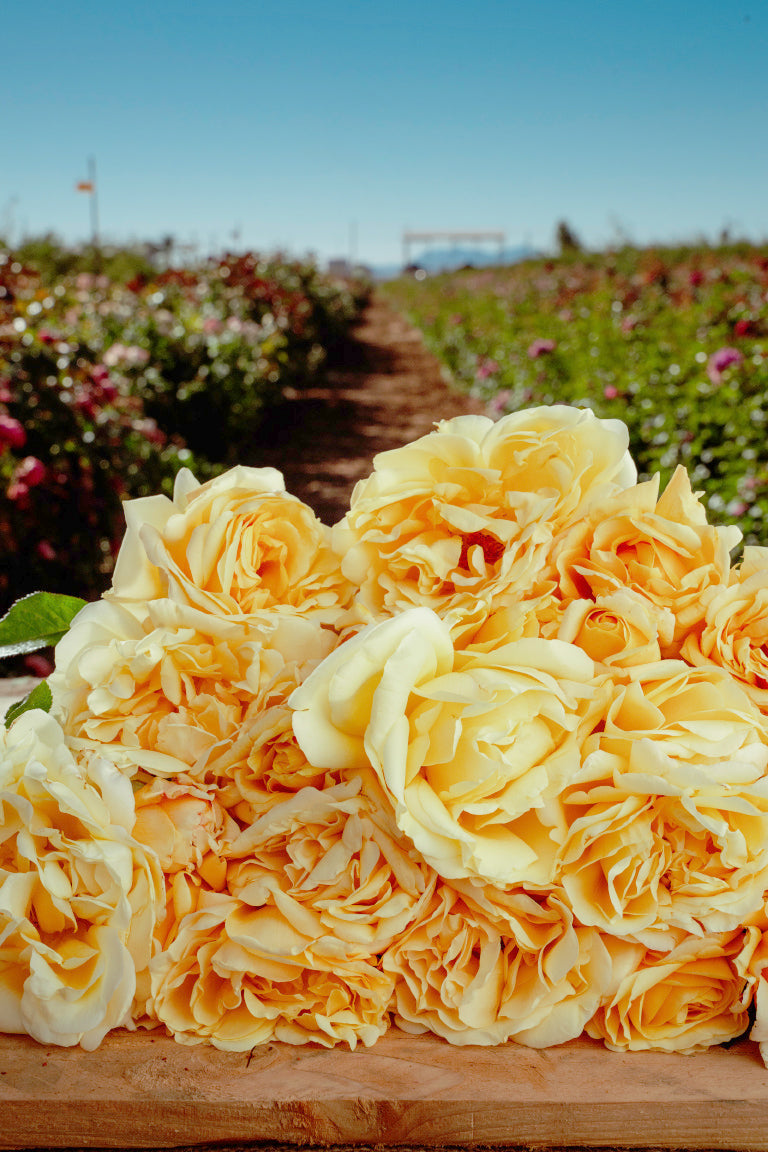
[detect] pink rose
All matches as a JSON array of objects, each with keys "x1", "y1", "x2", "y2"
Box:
[
  {"x1": 14, "y1": 456, "x2": 46, "y2": 487},
  {"x1": 0, "y1": 414, "x2": 26, "y2": 450},
  {"x1": 707, "y1": 346, "x2": 743, "y2": 384},
  {"x1": 527, "y1": 338, "x2": 556, "y2": 358}
]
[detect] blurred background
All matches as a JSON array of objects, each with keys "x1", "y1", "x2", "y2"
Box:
[{"x1": 3, "y1": 0, "x2": 767, "y2": 273}]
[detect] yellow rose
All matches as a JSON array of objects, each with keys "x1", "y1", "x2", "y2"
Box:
[
  {"x1": 110, "y1": 465, "x2": 352, "y2": 624},
  {"x1": 553, "y1": 467, "x2": 741, "y2": 652},
  {"x1": 334, "y1": 405, "x2": 635, "y2": 639},
  {"x1": 0, "y1": 711, "x2": 163, "y2": 1049},
  {"x1": 148, "y1": 889, "x2": 394, "y2": 1050},
  {"x1": 51, "y1": 597, "x2": 337, "y2": 792},
  {"x1": 381, "y1": 882, "x2": 513, "y2": 1044},
  {"x1": 683, "y1": 546, "x2": 768, "y2": 711},
  {"x1": 441, "y1": 879, "x2": 634, "y2": 1047},
  {"x1": 558, "y1": 661, "x2": 768, "y2": 944},
  {"x1": 540, "y1": 589, "x2": 674, "y2": 673},
  {"x1": 586, "y1": 929, "x2": 752, "y2": 1053},
  {"x1": 291, "y1": 607, "x2": 610, "y2": 887},
  {"x1": 225, "y1": 777, "x2": 437, "y2": 959}
]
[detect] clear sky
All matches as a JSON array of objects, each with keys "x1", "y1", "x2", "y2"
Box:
[{"x1": 3, "y1": 0, "x2": 767, "y2": 267}]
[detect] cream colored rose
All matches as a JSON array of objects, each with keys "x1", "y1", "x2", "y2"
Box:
[
  {"x1": 110, "y1": 465, "x2": 352, "y2": 624},
  {"x1": 0, "y1": 711, "x2": 163, "y2": 1049},
  {"x1": 291, "y1": 607, "x2": 610, "y2": 887},
  {"x1": 586, "y1": 929, "x2": 752, "y2": 1053},
  {"x1": 553, "y1": 467, "x2": 741, "y2": 653},
  {"x1": 50, "y1": 596, "x2": 337, "y2": 790},
  {"x1": 683, "y1": 546, "x2": 768, "y2": 711},
  {"x1": 148, "y1": 889, "x2": 394, "y2": 1050},
  {"x1": 334, "y1": 405, "x2": 636, "y2": 639},
  {"x1": 225, "y1": 777, "x2": 437, "y2": 959},
  {"x1": 558, "y1": 661, "x2": 768, "y2": 944}
]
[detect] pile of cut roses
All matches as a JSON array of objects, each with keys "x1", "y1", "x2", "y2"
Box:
[{"x1": 4, "y1": 404, "x2": 768, "y2": 1062}]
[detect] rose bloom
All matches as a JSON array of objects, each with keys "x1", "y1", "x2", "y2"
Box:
[
  {"x1": 109, "y1": 464, "x2": 353, "y2": 625},
  {"x1": 148, "y1": 888, "x2": 394, "y2": 1050},
  {"x1": 50, "y1": 596, "x2": 338, "y2": 791},
  {"x1": 0, "y1": 711, "x2": 163, "y2": 1049},
  {"x1": 558, "y1": 661, "x2": 768, "y2": 944},
  {"x1": 225, "y1": 776, "x2": 437, "y2": 960},
  {"x1": 553, "y1": 466, "x2": 741, "y2": 653},
  {"x1": 333, "y1": 405, "x2": 636, "y2": 640},
  {"x1": 291, "y1": 607, "x2": 611, "y2": 888},
  {"x1": 586, "y1": 928, "x2": 753, "y2": 1053},
  {"x1": 392, "y1": 879, "x2": 630, "y2": 1048},
  {"x1": 682, "y1": 546, "x2": 768, "y2": 712},
  {"x1": 539, "y1": 588, "x2": 675, "y2": 674}
]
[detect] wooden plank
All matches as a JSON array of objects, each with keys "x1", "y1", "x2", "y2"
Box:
[{"x1": 1, "y1": 1029, "x2": 768, "y2": 1150}]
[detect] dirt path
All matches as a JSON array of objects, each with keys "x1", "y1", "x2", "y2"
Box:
[{"x1": 249, "y1": 294, "x2": 483, "y2": 525}]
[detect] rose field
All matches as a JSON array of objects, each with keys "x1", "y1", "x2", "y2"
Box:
[
  {"x1": 0, "y1": 244, "x2": 364, "y2": 626},
  {"x1": 7, "y1": 241, "x2": 768, "y2": 1076},
  {"x1": 383, "y1": 242, "x2": 768, "y2": 544}
]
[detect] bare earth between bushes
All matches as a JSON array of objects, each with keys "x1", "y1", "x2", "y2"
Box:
[
  {"x1": 248, "y1": 292, "x2": 483, "y2": 525},
  {"x1": 0, "y1": 294, "x2": 481, "y2": 714}
]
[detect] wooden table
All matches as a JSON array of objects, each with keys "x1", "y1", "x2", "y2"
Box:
[{"x1": 2, "y1": 1028, "x2": 768, "y2": 1150}]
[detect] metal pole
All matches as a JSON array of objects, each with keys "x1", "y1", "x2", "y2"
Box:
[{"x1": 88, "y1": 156, "x2": 100, "y2": 251}]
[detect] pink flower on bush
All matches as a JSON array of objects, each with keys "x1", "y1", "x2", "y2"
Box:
[
  {"x1": 0, "y1": 414, "x2": 26, "y2": 450},
  {"x1": 14, "y1": 456, "x2": 46, "y2": 487},
  {"x1": 603, "y1": 385, "x2": 620, "y2": 400},
  {"x1": 24, "y1": 653, "x2": 54, "y2": 678},
  {"x1": 36, "y1": 540, "x2": 57, "y2": 561},
  {"x1": 487, "y1": 390, "x2": 511, "y2": 417},
  {"x1": 734, "y1": 319, "x2": 754, "y2": 337},
  {"x1": 707, "y1": 346, "x2": 743, "y2": 384},
  {"x1": 476, "y1": 357, "x2": 499, "y2": 380},
  {"x1": 527, "y1": 338, "x2": 556, "y2": 359},
  {"x1": 38, "y1": 329, "x2": 57, "y2": 345}
]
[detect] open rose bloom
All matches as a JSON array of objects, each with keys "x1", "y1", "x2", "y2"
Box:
[{"x1": 3, "y1": 401, "x2": 767, "y2": 1061}]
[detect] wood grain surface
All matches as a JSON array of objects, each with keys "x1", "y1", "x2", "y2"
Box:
[{"x1": 2, "y1": 1028, "x2": 768, "y2": 1150}]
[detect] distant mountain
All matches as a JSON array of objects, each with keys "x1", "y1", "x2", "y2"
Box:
[{"x1": 370, "y1": 244, "x2": 538, "y2": 280}]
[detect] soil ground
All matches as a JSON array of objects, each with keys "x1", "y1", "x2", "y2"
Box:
[{"x1": 248, "y1": 293, "x2": 483, "y2": 525}]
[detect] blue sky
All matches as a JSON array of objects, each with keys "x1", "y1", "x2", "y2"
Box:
[{"x1": 3, "y1": 0, "x2": 767, "y2": 266}]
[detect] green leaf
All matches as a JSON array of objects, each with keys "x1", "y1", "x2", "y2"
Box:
[
  {"x1": 0, "y1": 592, "x2": 87, "y2": 659},
  {"x1": 4, "y1": 680, "x2": 53, "y2": 728}
]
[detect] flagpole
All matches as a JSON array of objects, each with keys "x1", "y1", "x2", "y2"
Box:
[{"x1": 88, "y1": 156, "x2": 99, "y2": 251}]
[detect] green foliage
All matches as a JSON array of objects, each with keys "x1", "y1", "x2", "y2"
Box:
[
  {"x1": 0, "y1": 591, "x2": 86, "y2": 656},
  {"x1": 4, "y1": 680, "x2": 52, "y2": 728},
  {"x1": 382, "y1": 243, "x2": 768, "y2": 545}
]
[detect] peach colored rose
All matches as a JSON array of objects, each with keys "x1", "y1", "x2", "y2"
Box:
[
  {"x1": 553, "y1": 467, "x2": 741, "y2": 653},
  {"x1": 291, "y1": 607, "x2": 610, "y2": 887},
  {"x1": 444, "y1": 879, "x2": 636, "y2": 1047},
  {"x1": 110, "y1": 465, "x2": 352, "y2": 624},
  {"x1": 586, "y1": 929, "x2": 752, "y2": 1053},
  {"x1": 148, "y1": 889, "x2": 394, "y2": 1050},
  {"x1": 539, "y1": 589, "x2": 674, "y2": 674},
  {"x1": 50, "y1": 597, "x2": 337, "y2": 791},
  {"x1": 334, "y1": 406, "x2": 635, "y2": 640},
  {"x1": 682, "y1": 546, "x2": 768, "y2": 711},
  {"x1": 225, "y1": 777, "x2": 437, "y2": 959},
  {"x1": 558, "y1": 661, "x2": 768, "y2": 944},
  {"x1": 0, "y1": 712, "x2": 162, "y2": 1049}
]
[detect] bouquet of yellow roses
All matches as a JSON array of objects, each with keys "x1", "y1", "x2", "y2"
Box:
[{"x1": 3, "y1": 404, "x2": 768, "y2": 1060}]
